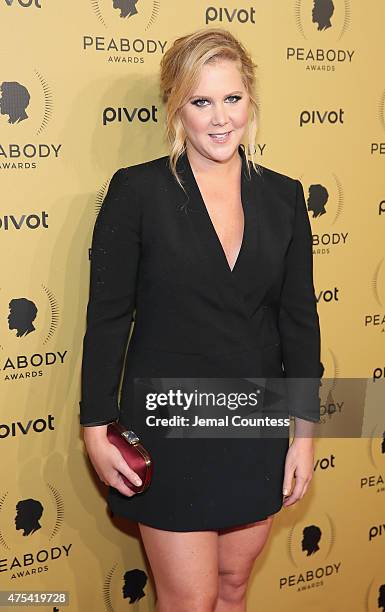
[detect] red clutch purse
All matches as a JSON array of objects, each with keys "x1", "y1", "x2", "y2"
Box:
[{"x1": 106, "y1": 421, "x2": 153, "y2": 493}]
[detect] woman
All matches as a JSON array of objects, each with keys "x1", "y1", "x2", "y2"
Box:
[{"x1": 80, "y1": 28, "x2": 324, "y2": 612}]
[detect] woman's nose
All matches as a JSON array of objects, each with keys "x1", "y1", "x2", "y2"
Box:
[{"x1": 211, "y1": 103, "x2": 229, "y2": 126}]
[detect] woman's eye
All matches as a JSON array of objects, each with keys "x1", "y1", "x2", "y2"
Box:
[
  {"x1": 192, "y1": 99, "x2": 209, "y2": 107},
  {"x1": 191, "y1": 95, "x2": 242, "y2": 107},
  {"x1": 227, "y1": 95, "x2": 242, "y2": 103}
]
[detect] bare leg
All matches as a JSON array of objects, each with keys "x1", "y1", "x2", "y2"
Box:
[
  {"x1": 138, "y1": 522, "x2": 219, "y2": 612},
  {"x1": 214, "y1": 516, "x2": 274, "y2": 612}
]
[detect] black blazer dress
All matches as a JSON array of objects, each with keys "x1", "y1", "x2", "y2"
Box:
[{"x1": 79, "y1": 143, "x2": 324, "y2": 531}]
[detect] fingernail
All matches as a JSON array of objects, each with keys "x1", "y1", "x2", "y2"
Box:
[
  {"x1": 135, "y1": 477, "x2": 142, "y2": 486},
  {"x1": 283, "y1": 488, "x2": 288, "y2": 495}
]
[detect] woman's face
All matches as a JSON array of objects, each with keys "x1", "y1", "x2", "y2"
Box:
[{"x1": 179, "y1": 58, "x2": 250, "y2": 164}]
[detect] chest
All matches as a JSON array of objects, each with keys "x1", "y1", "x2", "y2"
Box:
[
  {"x1": 139, "y1": 166, "x2": 292, "y2": 301},
  {"x1": 194, "y1": 181, "x2": 245, "y2": 273}
]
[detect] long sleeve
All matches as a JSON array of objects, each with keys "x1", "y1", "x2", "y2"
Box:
[
  {"x1": 278, "y1": 179, "x2": 324, "y2": 422},
  {"x1": 79, "y1": 168, "x2": 141, "y2": 426}
]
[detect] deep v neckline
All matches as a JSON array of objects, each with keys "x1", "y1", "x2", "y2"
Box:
[
  {"x1": 173, "y1": 143, "x2": 265, "y2": 320},
  {"x1": 184, "y1": 147, "x2": 246, "y2": 275}
]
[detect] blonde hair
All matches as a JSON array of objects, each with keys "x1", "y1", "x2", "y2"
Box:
[{"x1": 159, "y1": 27, "x2": 261, "y2": 190}]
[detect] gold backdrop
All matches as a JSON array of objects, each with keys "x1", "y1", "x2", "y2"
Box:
[{"x1": 1, "y1": 1, "x2": 384, "y2": 610}]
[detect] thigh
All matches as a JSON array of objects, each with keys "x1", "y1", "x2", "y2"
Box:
[
  {"x1": 217, "y1": 516, "x2": 274, "y2": 577},
  {"x1": 138, "y1": 523, "x2": 219, "y2": 601}
]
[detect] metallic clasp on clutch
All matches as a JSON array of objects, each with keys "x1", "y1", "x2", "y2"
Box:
[{"x1": 121, "y1": 430, "x2": 140, "y2": 445}]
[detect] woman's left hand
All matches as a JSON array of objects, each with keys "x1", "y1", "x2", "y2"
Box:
[{"x1": 282, "y1": 438, "x2": 314, "y2": 507}]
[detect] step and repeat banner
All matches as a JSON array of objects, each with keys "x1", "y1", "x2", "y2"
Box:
[{"x1": 1, "y1": 1, "x2": 384, "y2": 611}]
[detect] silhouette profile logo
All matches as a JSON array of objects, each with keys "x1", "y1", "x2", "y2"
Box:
[
  {"x1": 122, "y1": 568, "x2": 148, "y2": 603},
  {"x1": 312, "y1": 0, "x2": 334, "y2": 31},
  {"x1": 8, "y1": 297, "x2": 38, "y2": 337},
  {"x1": 301, "y1": 524, "x2": 322, "y2": 555},
  {"x1": 382, "y1": 431, "x2": 385, "y2": 454},
  {"x1": 307, "y1": 184, "x2": 329, "y2": 218},
  {"x1": 15, "y1": 499, "x2": 44, "y2": 536},
  {"x1": 293, "y1": 0, "x2": 351, "y2": 43},
  {"x1": 378, "y1": 584, "x2": 385, "y2": 610},
  {"x1": 0, "y1": 81, "x2": 31, "y2": 125},
  {"x1": 112, "y1": 0, "x2": 139, "y2": 19}
]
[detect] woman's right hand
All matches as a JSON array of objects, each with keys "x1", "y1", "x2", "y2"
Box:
[{"x1": 82, "y1": 425, "x2": 142, "y2": 496}]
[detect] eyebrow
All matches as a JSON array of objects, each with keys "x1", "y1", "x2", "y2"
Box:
[{"x1": 189, "y1": 91, "x2": 244, "y2": 100}]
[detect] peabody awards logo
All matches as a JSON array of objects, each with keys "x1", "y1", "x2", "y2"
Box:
[
  {"x1": 364, "y1": 258, "x2": 385, "y2": 335},
  {"x1": 299, "y1": 173, "x2": 348, "y2": 256},
  {"x1": 279, "y1": 513, "x2": 342, "y2": 592},
  {"x1": 83, "y1": 0, "x2": 166, "y2": 63},
  {"x1": 371, "y1": 88, "x2": 385, "y2": 157},
  {"x1": 0, "y1": 484, "x2": 72, "y2": 579},
  {"x1": 365, "y1": 576, "x2": 385, "y2": 611},
  {"x1": 0, "y1": 283, "x2": 68, "y2": 381},
  {"x1": 101, "y1": 562, "x2": 152, "y2": 607},
  {"x1": 0, "y1": 69, "x2": 62, "y2": 170},
  {"x1": 287, "y1": 0, "x2": 355, "y2": 72},
  {"x1": 360, "y1": 431, "x2": 385, "y2": 495}
]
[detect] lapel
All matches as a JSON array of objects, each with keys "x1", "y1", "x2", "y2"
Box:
[{"x1": 173, "y1": 144, "x2": 269, "y2": 324}]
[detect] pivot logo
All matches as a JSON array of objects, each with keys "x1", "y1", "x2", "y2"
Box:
[
  {"x1": 373, "y1": 367, "x2": 385, "y2": 381},
  {"x1": 3, "y1": 0, "x2": 41, "y2": 6},
  {"x1": 299, "y1": 108, "x2": 344, "y2": 127},
  {"x1": 0, "y1": 415, "x2": 55, "y2": 439},
  {"x1": 287, "y1": 0, "x2": 355, "y2": 72},
  {"x1": 368, "y1": 523, "x2": 385, "y2": 542},
  {"x1": 314, "y1": 453, "x2": 336, "y2": 471},
  {"x1": 103, "y1": 104, "x2": 158, "y2": 125},
  {"x1": 84, "y1": 0, "x2": 166, "y2": 64},
  {"x1": 0, "y1": 72, "x2": 62, "y2": 170},
  {"x1": 205, "y1": 6, "x2": 256, "y2": 25},
  {"x1": 0, "y1": 212, "x2": 48, "y2": 230},
  {"x1": 316, "y1": 288, "x2": 339, "y2": 303}
]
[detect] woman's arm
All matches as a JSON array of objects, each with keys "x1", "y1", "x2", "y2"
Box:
[
  {"x1": 79, "y1": 167, "x2": 142, "y2": 427},
  {"x1": 278, "y1": 178, "x2": 324, "y2": 432}
]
